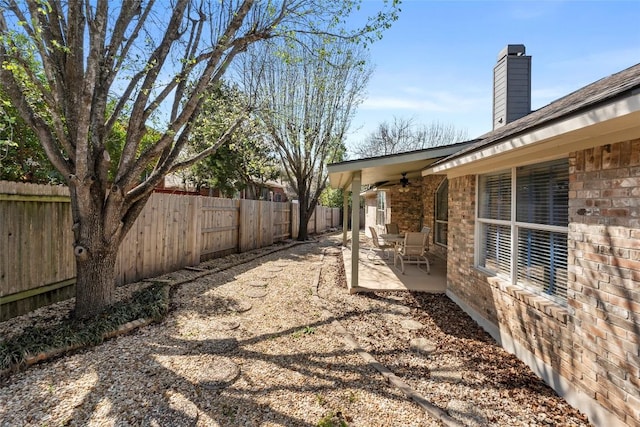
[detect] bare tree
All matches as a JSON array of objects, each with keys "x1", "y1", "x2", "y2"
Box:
[
  {"x1": 242, "y1": 38, "x2": 370, "y2": 240},
  {"x1": 351, "y1": 116, "x2": 468, "y2": 158},
  {"x1": 0, "y1": 0, "x2": 399, "y2": 318}
]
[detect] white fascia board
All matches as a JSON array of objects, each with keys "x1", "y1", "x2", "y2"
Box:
[
  {"x1": 329, "y1": 143, "x2": 475, "y2": 174},
  {"x1": 424, "y1": 94, "x2": 640, "y2": 177}
]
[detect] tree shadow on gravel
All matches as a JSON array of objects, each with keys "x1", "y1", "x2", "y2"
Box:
[
  {"x1": 57, "y1": 310, "x2": 424, "y2": 426},
  {"x1": 34, "y1": 245, "x2": 430, "y2": 426}
]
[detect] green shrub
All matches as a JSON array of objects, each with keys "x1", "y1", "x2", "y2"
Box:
[{"x1": 0, "y1": 283, "x2": 169, "y2": 371}]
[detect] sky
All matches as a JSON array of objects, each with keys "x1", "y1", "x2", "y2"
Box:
[{"x1": 344, "y1": 0, "x2": 640, "y2": 156}]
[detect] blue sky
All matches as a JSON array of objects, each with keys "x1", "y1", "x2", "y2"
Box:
[{"x1": 344, "y1": 0, "x2": 640, "y2": 155}]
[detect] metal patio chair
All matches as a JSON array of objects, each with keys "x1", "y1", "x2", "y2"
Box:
[
  {"x1": 420, "y1": 226, "x2": 431, "y2": 252},
  {"x1": 368, "y1": 226, "x2": 393, "y2": 260},
  {"x1": 395, "y1": 231, "x2": 430, "y2": 274},
  {"x1": 385, "y1": 223, "x2": 400, "y2": 234}
]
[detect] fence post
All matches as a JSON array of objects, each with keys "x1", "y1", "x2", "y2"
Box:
[{"x1": 291, "y1": 201, "x2": 299, "y2": 240}]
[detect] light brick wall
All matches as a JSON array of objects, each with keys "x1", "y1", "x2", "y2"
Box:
[
  {"x1": 446, "y1": 139, "x2": 640, "y2": 427},
  {"x1": 568, "y1": 139, "x2": 640, "y2": 425}
]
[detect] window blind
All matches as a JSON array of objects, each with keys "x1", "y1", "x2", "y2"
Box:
[
  {"x1": 517, "y1": 229, "x2": 568, "y2": 302},
  {"x1": 479, "y1": 171, "x2": 511, "y2": 220},
  {"x1": 479, "y1": 223, "x2": 511, "y2": 277},
  {"x1": 477, "y1": 159, "x2": 569, "y2": 305},
  {"x1": 516, "y1": 162, "x2": 569, "y2": 226}
]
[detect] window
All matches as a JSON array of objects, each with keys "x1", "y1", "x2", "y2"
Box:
[
  {"x1": 376, "y1": 191, "x2": 387, "y2": 226},
  {"x1": 477, "y1": 159, "x2": 569, "y2": 304},
  {"x1": 435, "y1": 178, "x2": 448, "y2": 246}
]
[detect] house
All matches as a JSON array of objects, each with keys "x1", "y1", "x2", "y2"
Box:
[
  {"x1": 157, "y1": 174, "x2": 289, "y2": 201},
  {"x1": 328, "y1": 45, "x2": 640, "y2": 427}
]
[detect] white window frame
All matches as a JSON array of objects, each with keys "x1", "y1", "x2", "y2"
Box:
[
  {"x1": 376, "y1": 191, "x2": 387, "y2": 227},
  {"x1": 475, "y1": 159, "x2": 569, "y2": 305},
  {"x1": 435, "y1": 178, "x2": 448, "y2": 247}
]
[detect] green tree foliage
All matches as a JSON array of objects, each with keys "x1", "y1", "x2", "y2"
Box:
[
  {"x1": 183, "y1": 83, "x2": 278, "y2": 198},
  {"x1": 319, "y1": 187, "x2": 344, "y2": 208},
  {"x1": 0, "y1": 90, "x2": 63, "y2": 183},
  {"x1": 244, "y1": 37, "x2": 367, "y2": 240},
  {"x1": 0, "y1": 0, "x2": 400, "y2": 318}
]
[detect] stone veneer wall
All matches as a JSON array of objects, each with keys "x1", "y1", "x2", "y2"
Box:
[
  {"x1": 389, "y1": 176, "x2": 447, "y2": 259},
  {"x1": 446, "y1": 139, "x2": 640, "y2": 427},
  {"x1": 388, "y1": 179, "x2": 423, "y2": 233}
]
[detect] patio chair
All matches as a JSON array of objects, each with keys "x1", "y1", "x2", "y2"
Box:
[
  {"x1": 385, "y1": 223, "x2": 400, "y2": 234},
  {"x1": 368, "y1": 227, "x2": 393, "y2": 260},
  {"x1": 420, "y1": 226, "x2": 431, "y2": 251},
  {"x1": 395, "y1": 231, "x2": 430, "y2": 274}
]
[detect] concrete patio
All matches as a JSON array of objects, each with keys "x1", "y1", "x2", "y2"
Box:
[{"x1": 340, "y1": 233, "x2": 447, "y2": 293}]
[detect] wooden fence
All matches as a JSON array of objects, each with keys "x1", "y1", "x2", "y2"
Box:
[{"x1": 0, "y1": 181, "x2": 339, "y2": 320}]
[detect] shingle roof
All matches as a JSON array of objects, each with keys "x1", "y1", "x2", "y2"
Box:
[{"x1": 437, "y1": 62, "x2": 640, "y2": 163}]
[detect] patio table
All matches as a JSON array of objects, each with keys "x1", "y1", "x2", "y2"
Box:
[
  {"x1": 379, "y1": 233, "x2": 404, "y2": 243},
  {"x1": 380, "y1": 233, "x2": 405, "y2": 266}
]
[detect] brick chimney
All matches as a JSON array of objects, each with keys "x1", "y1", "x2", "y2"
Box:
[{"x1": 493, "y1": 44, "x2": 531, "y2": 130}]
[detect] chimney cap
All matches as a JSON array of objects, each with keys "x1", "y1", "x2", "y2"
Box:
[{"x1": 497, "y1": 44, "x2": 526, "y2": 60}]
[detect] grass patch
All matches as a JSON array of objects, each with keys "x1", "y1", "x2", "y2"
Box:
[
  {"x1": 317, "y1": 411, "x2": 348, "y2": 427},
  {"x1": 292, "y1": 325, "x2": 316, "y2": 338},
  {"x1": 0, "y1": 283, "x2": 169, "y2": 371}
]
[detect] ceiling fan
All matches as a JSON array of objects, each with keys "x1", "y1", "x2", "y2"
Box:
[{"x1": 398, "y1": 172, "x2": 410, "y2": 192}]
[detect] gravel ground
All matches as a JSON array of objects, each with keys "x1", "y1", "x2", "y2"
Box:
[{"x1": 0, "y1": 233, "x2": 590, "y2": 426}]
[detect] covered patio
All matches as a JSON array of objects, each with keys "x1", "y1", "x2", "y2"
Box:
[
  {"x1": 327, "y1": 142, "x2": 475, "y2": 292},
  {"x1": 341, "y1": 232, "x2": 447, "y2": 293}
]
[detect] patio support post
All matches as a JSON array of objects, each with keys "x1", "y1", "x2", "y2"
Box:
[
  {"x1": 350, "y1": 171, "x2": 361, "y2": 289},
  {"x1": 342, "y1": 189, "x2": 349, "y2": 245}
]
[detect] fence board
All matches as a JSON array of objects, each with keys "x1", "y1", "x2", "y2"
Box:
[
  {"x1": 273, "y1": 204, "x2": 290, "y2": 241},
  {"x1": 1, "y1": 180, "x2": 341, "y2": 319},
  {"x1": 115, "y1": 193, "x2": 196, "y2": 285},
  {"x1": 0, "y1": 188, "x2": 75, "y2": 297},
  {"x1": 259, "y1": 201, "x2": 273, "y2": 247},
  {"x1": 291, "y1": 202, "x2": 300, "y2": 239},
  {"x1": 239, "y1": 199, "x2": 258, "y2": 252},
  {"x1": 200, "y1": 197, "x2": 239, "y2": 257}
]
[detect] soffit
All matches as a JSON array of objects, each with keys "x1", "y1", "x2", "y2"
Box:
[{"x1": 327, "y1": 141, "x2": 478, "y2": 189}]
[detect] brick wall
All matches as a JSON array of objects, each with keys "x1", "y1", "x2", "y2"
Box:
[
  {"x1": 389, "y1": 179, "x2": 423, "y2": 233},
  {"x1": 389, "y1": 176, "x2": 448, "y2": 259},
  {"x1": 446, "y1": 139, "x2": 640, "y2": 427},
  {"x1": 447, "y1": 174, "x2": 500, "y2": 326},
  {"x1": 568, "y1": 139, "x2": 640, "y2": 426}
]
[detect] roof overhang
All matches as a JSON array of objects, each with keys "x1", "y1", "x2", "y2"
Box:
[
  {"x1": 424, "y1": 92, "x2": 640, "y2": 177},
  {"x1": 328, "y1": 142, "x2": 478, "y2": 190}
]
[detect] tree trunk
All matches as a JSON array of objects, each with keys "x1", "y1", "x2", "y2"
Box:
[
  {"x1": 297, "y1": 192, "x2": 309, "y2": 241},
  {"x1": 70, "y1": 187, "x2": 125, "y2": 319},
  {"x1": 74, "y1": 247, "x2": 118, "y2": 319}
]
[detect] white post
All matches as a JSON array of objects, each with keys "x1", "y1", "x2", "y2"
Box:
[
  {"x1": 342, "y1": 189, "x2": 349, "y2": 245},
  {"x1": 350, "y1": 171, "x2": 361, "y2": 289}
]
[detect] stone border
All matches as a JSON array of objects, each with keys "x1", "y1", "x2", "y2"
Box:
[{"x1": 0, "y1": 318, "x2": 154, "y2": 378}]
